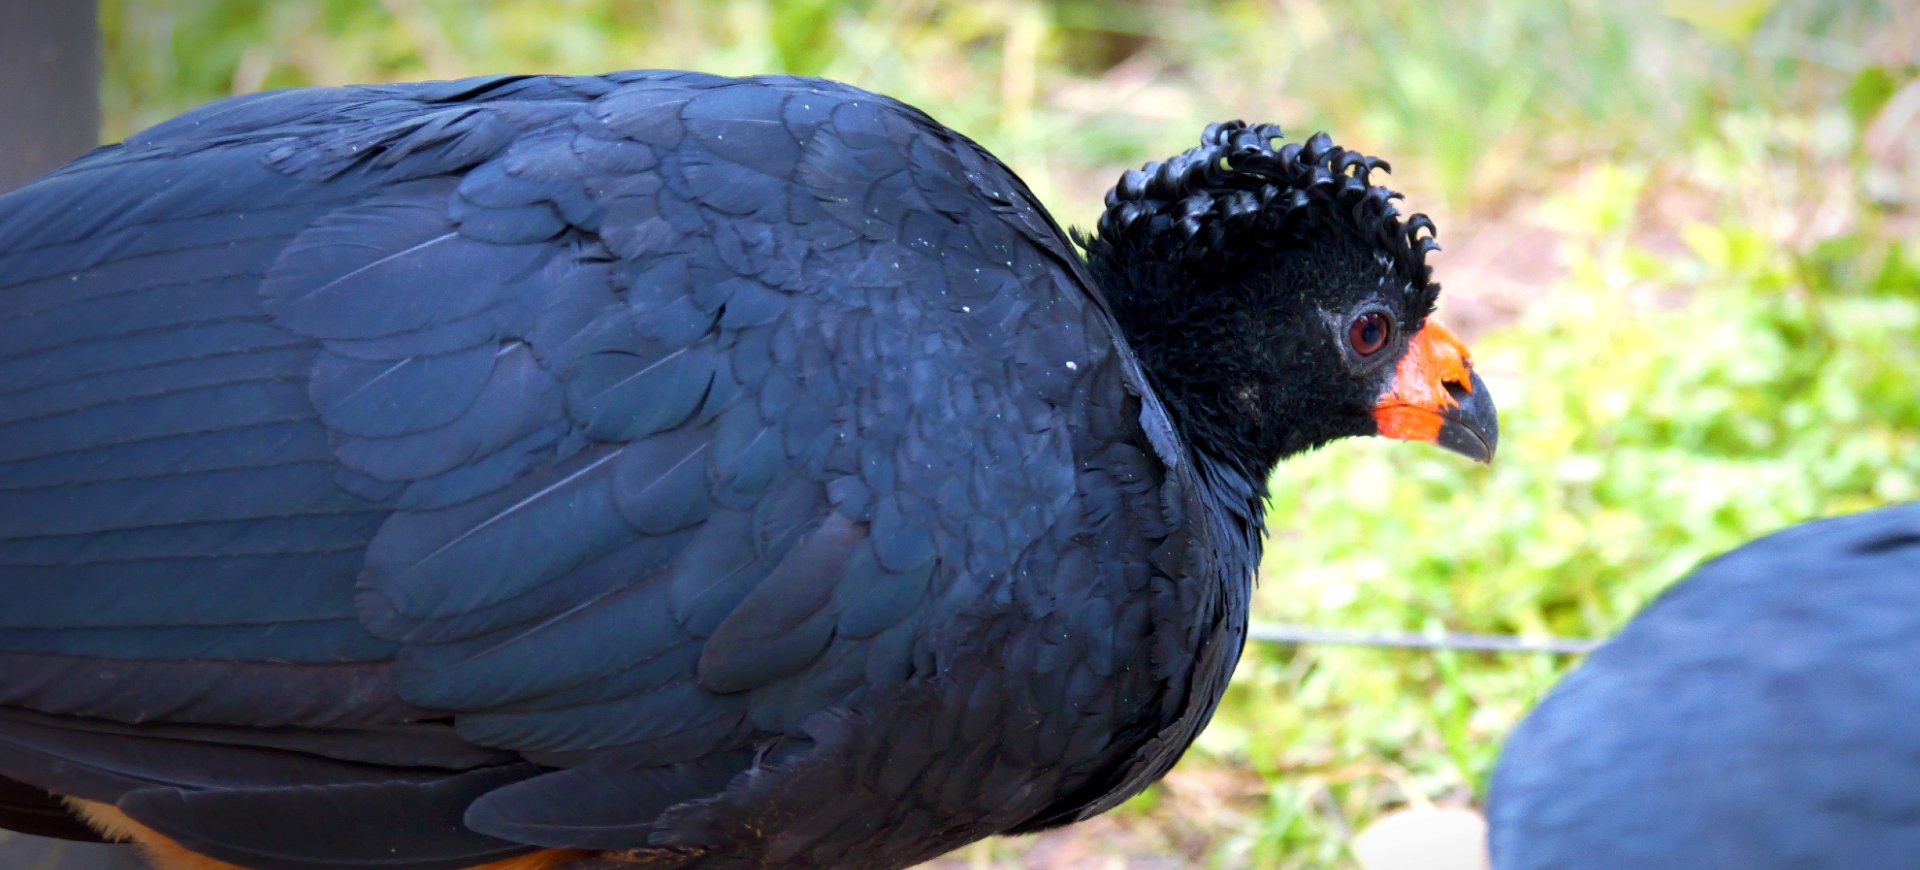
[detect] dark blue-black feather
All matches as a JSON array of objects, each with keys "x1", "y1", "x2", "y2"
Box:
[{"x1": 0, "y1": 71, "x2": 1284, "y2": 870}]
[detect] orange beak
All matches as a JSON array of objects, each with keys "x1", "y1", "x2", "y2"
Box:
[{"x1": 1373, "y1": 319, "x2": 1498, "y2": 462}]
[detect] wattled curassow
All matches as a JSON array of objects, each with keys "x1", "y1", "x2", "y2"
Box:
[
  {"x1": 0, "y1": 72, "x2": 1496, "y2": 870},
  {"x1": 1490, "y1": 503, "x2": 1920, "y2": 870}
]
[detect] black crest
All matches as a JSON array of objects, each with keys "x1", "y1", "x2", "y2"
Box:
[{"x1": 1081, "y1": 122, "x2": 1441, "y2": 319}]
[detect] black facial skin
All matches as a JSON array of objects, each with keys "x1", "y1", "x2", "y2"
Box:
[
  {"x1": 1077, "y1": 124, "x2": 1444, "y2": 482},
  {"x1": 1090, "y1": 234, "x2": 1424, "y2": 479}
]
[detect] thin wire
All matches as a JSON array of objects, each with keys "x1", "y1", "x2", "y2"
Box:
[{"x1": 1247, "y1": 622, "x2": 1601, "y2": 654}]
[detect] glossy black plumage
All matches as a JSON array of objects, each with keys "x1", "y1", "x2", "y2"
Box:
[
  {"x1": 1489, "y1": 504, "x2": 1920, "y2": 870},
  {"x1": 0, "y1": 71, "x2": 1462, "y2": 870}
]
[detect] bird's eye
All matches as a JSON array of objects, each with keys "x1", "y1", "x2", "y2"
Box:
[{"x1": 1348, "y1": 312, "x2": 1390, "y2": 356}]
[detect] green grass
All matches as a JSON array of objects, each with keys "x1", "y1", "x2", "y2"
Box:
[
  {"x1": 1228, "y1": 217, "x2": 1920, "y2": 868},
  {"x1": 98, "y1": 1, "x2": 1920, "y2": 866}
]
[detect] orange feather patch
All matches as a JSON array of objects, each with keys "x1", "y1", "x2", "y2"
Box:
[
  {"x1": 1373, "y1": 319, "x2": 1473, "y2": 443},
  {"x1": 63, "y1": 796, "x2": 593, "y2": 870}
]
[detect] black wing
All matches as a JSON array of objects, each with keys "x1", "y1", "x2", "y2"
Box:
[{"x1": 0, "y1": 72, "x2": 1222, "y2": 868}]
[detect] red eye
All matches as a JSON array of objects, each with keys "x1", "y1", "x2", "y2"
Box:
[{"x1": 1349, "y1": 312, "x2": 1390, "y2": 355}]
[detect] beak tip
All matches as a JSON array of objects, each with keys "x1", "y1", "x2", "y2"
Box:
[
  {"x1": 1435, "y1": 418, "x2": 1496, "y2": 463},
  {"x1": 1431, "y1": 370, "x2": 1498, "y2": 463}
]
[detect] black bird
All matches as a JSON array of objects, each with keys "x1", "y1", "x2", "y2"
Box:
[
  {"x1": 0, "y1": 72, "x2": 1497, "y2": 870},
  {"x1": 1489, "y1": 503, "x2": 1920, "y2": 870}
]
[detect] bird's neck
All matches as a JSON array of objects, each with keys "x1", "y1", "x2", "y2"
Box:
[{"x1": 1093, "y1": 265, "x2": 1313, "y2": 483}]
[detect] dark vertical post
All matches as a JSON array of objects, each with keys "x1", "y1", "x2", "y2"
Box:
[
  {"x1": 0, "y1": 2, "x2": 135, "y2": 863},
  {"x1": 0, "y1": 0, "x2": 101, "y2": 193},
  {"x1": 0, "y1": 3, "x2": 129, "y2": 857}
]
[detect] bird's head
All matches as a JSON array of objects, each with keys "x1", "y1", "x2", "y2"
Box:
[{"x1": 1081, "y1": 122, "x2": 1497, "y2": 478}]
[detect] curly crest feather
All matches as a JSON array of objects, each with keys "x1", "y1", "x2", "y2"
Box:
[{"x1": 1079, "y1": 121, "x2": 1440, "y2": 317}]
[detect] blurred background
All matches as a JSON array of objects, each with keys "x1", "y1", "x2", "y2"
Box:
[{"x1": 4, "y1": 0, "x2": 1919, "y2": 868}]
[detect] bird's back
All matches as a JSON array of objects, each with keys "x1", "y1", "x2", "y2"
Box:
[
  {"x1": 1489, "y1": 503, "x2": 1920, "y2": 870},
  {"x1": 0, "y1": 72, "x2": 1254, "y2": 870}
]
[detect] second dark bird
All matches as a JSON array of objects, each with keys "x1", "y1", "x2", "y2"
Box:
[{"x1": 1491, "y1": 503, "x2": 1920, "y2": 870}]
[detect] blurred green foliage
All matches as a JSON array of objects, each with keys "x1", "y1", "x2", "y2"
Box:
[
  {"x1": 1233, "y1": 201, "x2": 1920, "y2": 869},
  {"x1": 97, "y1": 0, "x2": 1920, "y2": 867}
]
